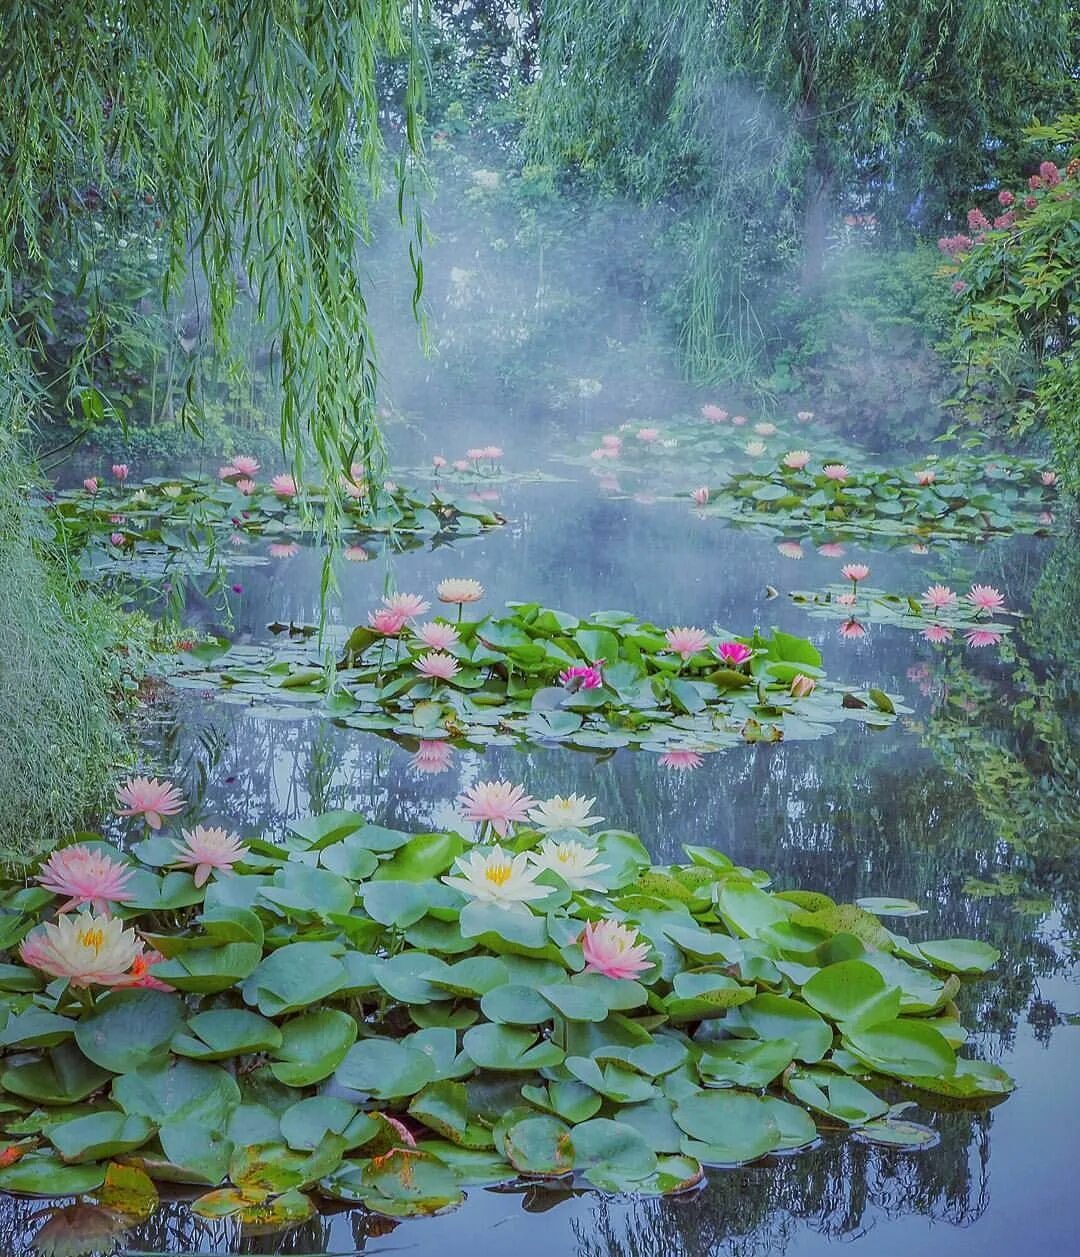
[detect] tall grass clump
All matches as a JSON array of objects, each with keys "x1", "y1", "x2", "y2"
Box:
[{"x1": 0, "y1": 425, "x2": 125, "y2": 862}]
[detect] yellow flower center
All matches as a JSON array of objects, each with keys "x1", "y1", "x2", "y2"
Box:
[
  {"x1": 78, "y1": 927, "x2": 104, "y2": 953},
  {"x1": 484, "y1": 861, "x2": 513, "y2": 887}
]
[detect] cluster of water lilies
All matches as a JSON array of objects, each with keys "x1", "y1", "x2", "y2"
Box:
[
  {"x1": 689, "y1": 452, "x2": 1058, "y2": 543},
  {"x1": 167, "y1": 589, "x2": 906, "y2": 757},
  {"x1": 0, "y1": 776, "x2": 1012, "y2": 1222},
  {"x1": 791, "y1": 567, "x2": 1016, "y2": 648},
  {"x1": 49, "y1": 469, "x2": 506, "y2": 576}
]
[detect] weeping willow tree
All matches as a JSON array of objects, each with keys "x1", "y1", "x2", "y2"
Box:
[
  {"x1": 0, "y1": 3, "x2": 426, "y2": 850},
  {"x1": 1, "y1": 0, "x2": 426, "y2": 510},
  {"x1": 528, "y1": 0, "x2": 1076, "y2": 382}
]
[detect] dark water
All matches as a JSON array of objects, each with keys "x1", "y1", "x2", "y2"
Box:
[{"x1": 4, "y1": 394, "x2": 1079, "y2": 1255}]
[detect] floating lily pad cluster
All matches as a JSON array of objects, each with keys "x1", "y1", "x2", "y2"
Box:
[
  {"x1": 0, "y1": 800, "x2": 1011, "y2": 1225},
  {"x1": 562, "y1": 410, "x2": 866, "y2": 492},
  {"x1": 45, "y1": 475, "x2": 505, "y2": 577},
  {"x1": 791, "y1": 578, "x2": 1018, "y2": 648},
  {"x1": 692, "y1": 455, "x2": 1058, "y2": 541},
  {"x1": 166, "y1": 600, "x2": 907, "y2": 754}
]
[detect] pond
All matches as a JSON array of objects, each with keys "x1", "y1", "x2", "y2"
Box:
[{"x1": 2, "y1": 388, "x2": 1077, "y2": 1257}]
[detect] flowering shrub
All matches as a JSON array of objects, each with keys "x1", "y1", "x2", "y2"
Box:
[
  {"x1": 938, "y1": 115, "x2": 1080, "y2": 489},
  {"x1": 0, "y1": 787, "x2": 1011, "y2": 1218}
]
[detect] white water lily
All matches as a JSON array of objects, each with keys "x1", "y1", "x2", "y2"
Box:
[
  {"x1": 529, "y1": 839, "x2": 610, "y2": 892},
  {"x1": 19, "y1": 911, "x2": 142, "y2": 986},
  {"x1": 527, "y1": 794, "x2": 604, "y2": 832},
  {"x1": 442, "y1": 847, "x2": 549, "y2": 909}
]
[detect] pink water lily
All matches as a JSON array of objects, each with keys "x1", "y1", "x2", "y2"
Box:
[
  {"x1": 268, "y1": 541, "x2": 300, "y2": 558},
  {"x1": 270, "y1": 473, "x2": 297, "y2": 497},
  {"x1": 415, "y1": 621, "x2": 460, "y2": 650},
  {"x1": 967, "y1": 584, "x2": 1005, "y2": 613},
  {"x1": 923, "y1": 585, "x2": 957, "y2": 611},
  {"x1": 731, "y1": 414, "x2": 747, "y2": 426},
  {"x1": 796, "y1": 410, "x2": 814, "y2": 422},
  {"x1": 382, "y1": 592, "x2": 431, "y2": 619},
  {"x1": 235, "y1": 478, "x2": 257, "y2": 495},
  {"x1": 839, "y1": 619, "x2": 866, "y2": 639},
  {"x1": 432, "y1": 455, "x2": 447, "y2": 468},
  {"x1": 755, "y1": 422, "x2": 777, "y2": 436},
  {"x1": 413, "y1": 651, "x2": 460, "y2": 681},
  {"x1": 700, "y1": 405, "x2": 728, "y2": 422},
  {"x1": 836, "y1": 592, "x2": 857, "y2": 606},
  {"x1": 783, "y1": 450, "x2": 811, "y2": 470},
  {"x1": 664, "y1": 626, "x2": 710, "y2": 660},
  {"x1": 922, "y1": 624, "x2": 954, "y2": 644},
  {"x1": 37, "y1": 845, "x2": 134, "y2": 915},
  {"x1": 965, "y1": 628, "x2": 1002, "y2": 648},
  {"x1": 112, "y1": 947, "x2": 173, "y2": 991},
  {"x1": 818, "y1": 543, "x2": 845, "y2": 558},
  {"x1": 172, "y1": 826, "x2": 248, "y2": 887},
  {"x1": 580, "y1": 920, "x2": 651, "y2": 980},
  {"x1": 916, "y1": 469, "x2": 936, "y2": 485},
  {"x1": 83, "y1": 477, "x2": 99, "y2": 494},
  {"x1": 231, "y1": 456, "x2": 260, "y2": 476},
  {"x1": 20, "y1": 913, "x2": 143, "y2": 987},
  {"x1": 823, "y1": 463, "x2": 849, "y2": 482},
  {"x1": 1040, "y1": 470, "x2": 1057, "y2": 486},
  {"x1": 691, "y1": 486, "x2": 709, "y2": 506},
  {"x1": 458, "y1": 781, "x2": 537, "y2": 838},
  {"x1": 437, "y1": 578, "x2": 484, "y2": 605},
  {"x1": 841, "y1": 563, "x2": 870, "y2": 583},
  {"x1": 600, "y1": 434, "x2": 622, "y2": 450},
  {"x1": 115, "y1": 777, "x2": 185, "y2": 829},
  {"x1": 777, "y1": 541, "x2": 804, "y2": 559},
  {"x1": 111, "y1": 463, "x2": 129, "y2": 481},
  {"x1": 345, "y1": 545, "x2": 371, "y2": 562},
  {"x1": 636, "y1": 427, "x2": 660, "y2": 443},
  {"x1": 410, "y1": 740, "x2": 454, "y2": 774},
  {"x1": 715, "y1": 640, "x2": 752, "y2": 667},
  {"x1": 559, "y1": 662, "x2": 604, "y2": 689},
  {"x1": 368, "y1": 607, "x2": 409, "y2": 635},
  {"x1": 658, "y1": 749, "x2": 703, "y2": 770}
]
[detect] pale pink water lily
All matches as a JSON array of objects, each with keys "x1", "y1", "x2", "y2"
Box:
[
  {"x1": 755, "y1": 422, "x2": 777, "y2": 436},
  {"x1": 110, "y1": 532, "x2": 125, "y2": 546},
  {"x1": 235, "y1": 478, "x2": 256, "y2": 495},
  {"x1": 111, "y1": 463, "x2": 129, "y2": 481},
  {"x1": 715, "y1": 640, "x2": 752, "y2": 667},
  {"x1": 916, "y1": 469, "x2": 936, "y2": 485},
  {"x1": 658, "y1": 749, "x2": 703, "y2": 770},
  {"x1": 691, "y1": 486, "x2": 709, "y2": 506},
  {"x1": 270, "y1": 473, "x2": 297, "y2": 497},
  {"x1": 923, "y1": 585, "x2": 957, "y2": 611},
  {"x1": 458, "y1": 780, "x2": 537, "y2": 838},
  {"x1": 744, "y1": 439, "x2": 767, "y2": 457},
  {"x1": 580, "y1": 919, "x2": 651, "y2": 980},
  {"x1": 1039, "y1": 511, "x2": 1055, "y2": 526},
  {"x1": 443, "y1": 846, "x2": 547, "y2": 909},
  {"x1": 818, "y1": 542, "x2": 845, "y2": 558},
  {"x1": 967, "y1": 584, "x2": 1005, "y2": 613},
  {"x1": 777, "y1": 541, "x2": 804, "y2": 559},
  {"x1": 382, "y1": 593, "x2": 431, "y2": 619},
  {"x1": 591, "y1": 446, "x2": 618, "y2": 460},
  {"x1": 528, "y1": 794, "x2": 604, "y2": 832},
  {"x1": 700, "y1": 405, "x2": 728, "y2": 422},
  {"x1": 453, "y1": 459, "x2": 470, "y2": 472},
  {"x1": 342, "y1": 476, "x2": 366, "y2": 500},
  {"x1": 37, "y1": 845, "x2": 134, "y2": 915},
  {"x1": 1040, "y1": 470, "x2": 1057, "y2": 486},
  {"x1": 789, "y1": 674, "x2": 816, "y2": 698},
  {"x1": 822, "y1": 463, "x2": 849, "y2": 482},
  {"x1": 836, "y1": 592, "x2": 857, "y2": 606},
  {"x1": 922, "y1": 623, "x2": 954, "y2": 644},
  {"x1": 664, "y1": 626, "x2": 710, "y2": 660},
  {"x1": 383, "y1": 480, "x2": 399, "y2": 494},
  {"x1": 231, "y1": 456, "x2": 260, "y2": 476},
  {"x1": 415, "y1": 621, "x2": 460, "y2": 650},
  {"x1": 268, "y1": 541, "x2": 300, "y2": 559},
  {"x1": 529, "y1": 839, "x2": 610, "y2": 891},
  {"x1": 19, "y1": 912, "x2": 143, "y2": 987},
  {"x1": 839, "y1": 619, "x2": 866, "y2": 639},
  {"x1": 345, "y1": 545, "x2": 371, "y2": 562},
  {"x1": 796, "y1": 410, "x2": 814, "y2": 422},
  {"x1": 636, "y1": 427, "x2": 660, "y2": 442},
  {"x1": 350, "y1": 463, "x2": 365, "y2": 481},
  {"x1": 910, "y1": 544, "x2": 930, "y2": 554},
  {"x1": 481, "y1": 445, "x2": 503, "y2": 460},
  {"x1": 218, "y1": 464, "x2": 239, "y2": 480},
  {"x1": 731, "y1": 415, "x2": 747, "y2": 426},
  {"x1": 229, "y1": 532, "x2": 247, "y2": 546},
  {"x1": 783, "y1": 450, "x2": 811, "y2": 470},
  {"x1": 115, "y1": 777, "x2": 185, "y2": 829},
  {"x1": 600, "y1": 434, "x2": 622, "y2": 450},
  {"x1": 410, "y1": 740, "x2": 454, "y2": 775},
  {"x1": 841, "y1": 563, "x2": 870, "y2": 582},
  {"x1": 437, "y1": 578, "x2": 484, "y2": 605},
  {"x1": 83, "y1": 477, "x2": 99, "y2": 494},
  {"x1": 172, "y1": 825, "x2": 248, "y2": 887},
  {"x1": 432, "y1": 455, "x2": 447, "y2": 468},
  {"x1": 413, "y1": 651, "x2": 460, "y2": 681},
  {"x1": 368, "y1": 607, "x2": 409, "y2": 635},
  {"x1": 466, "y1": 448, "x2": 486, "y2": 462},
  {"x1": 559, "y1": 662, "x2": 604, "y2": 689},
  {"x1": 965, "y1": 628, "x2": 1002, "y2": 648}
]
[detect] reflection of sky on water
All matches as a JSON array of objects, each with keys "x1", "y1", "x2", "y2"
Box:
[{"x1": 6, "y1": 398, "x2": 1077, "y2": 1256}]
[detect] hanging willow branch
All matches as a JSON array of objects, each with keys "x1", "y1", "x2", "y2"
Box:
[{"x1": 0, "y1": 0, "x2": 426, "y2": 557}]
